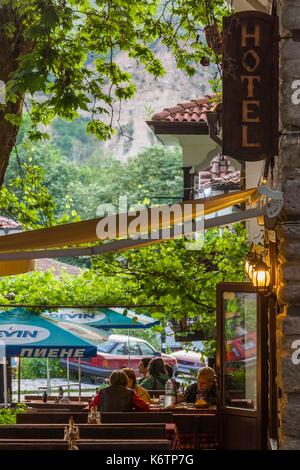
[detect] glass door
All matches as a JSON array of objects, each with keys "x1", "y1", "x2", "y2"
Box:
[{"x1": 216, "y1": 283, "x2": 268, "y2": 450}]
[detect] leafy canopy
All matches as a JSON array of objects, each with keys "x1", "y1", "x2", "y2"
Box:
[
  {"x1": 5, "y1": 0, "x2": 228, "y2": 140},
  {"x1": 0, "y1": 154, "x2": 80, "y2": 229}
]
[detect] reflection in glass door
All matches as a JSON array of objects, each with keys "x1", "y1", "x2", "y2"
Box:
[
  {"x1": 217, "y1": 283, "x2": 268, "y2": 450},
  {"x1": 223, "y1": 291, "x2": 257, "y2": 411}
]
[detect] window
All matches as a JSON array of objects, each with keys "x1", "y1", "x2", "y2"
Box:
[
  {"x1": 139, "y1": 341, "x2": 156, "y2": 356},
  {"x1": 128, "y1": 342, "x2": 141, "y2": 355},
  {"x1": 97, "y1": 341, "x2": 116, "y2": 353},
  {"x1": 112, "y1": 342, "x2": 129, "y2": 355}
]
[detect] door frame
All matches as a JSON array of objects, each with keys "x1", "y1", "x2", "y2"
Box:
[{"x1": 216, "y1": 282, "x2": 268, "y2": 449}]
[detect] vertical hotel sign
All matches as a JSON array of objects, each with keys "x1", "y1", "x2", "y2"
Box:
[{"x1": 222, "y1": 12, "x2": 278, "y2": 162}]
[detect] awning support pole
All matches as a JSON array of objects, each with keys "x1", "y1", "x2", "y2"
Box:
[
  {"x1": 17, "y1": 358, "x2": 21, "y2": 403},
  {"x1": 78, "y1": 358, "x2": 81, "y2": 403},
  {"x1": 127, "y1": 329, "x2": 131, "y2": 368},
  {"x1": 67, "y1": 358, "x2": 70, "y2": 396},
  {"x1": 46, "y1": 358, "x2": 51, "y2": 395},
  {"x1": 3, "y1": 356, "x2": 7, "y2": 408}
]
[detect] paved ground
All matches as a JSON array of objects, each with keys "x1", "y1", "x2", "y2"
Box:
[{"x1": 12, "y1": 378, "x2": 95, "y2": 400}]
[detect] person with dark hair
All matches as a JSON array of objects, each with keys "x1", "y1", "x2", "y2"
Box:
[
  {"x1": 137, "y1": 357, "x2": 151, "y2": 383},
  {"x1": 122, "y1": 368, "x2": 151, "y2": 404},
  {"x1": 139, "y1": 357, "x2": 169, "y2": 391},
  {"x1": 86, "y1": 370, "x2": 150, "y2": 412}
]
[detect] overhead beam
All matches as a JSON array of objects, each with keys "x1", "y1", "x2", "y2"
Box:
[
  {"x1": 0, "y1": 206, "x2": 264, "y2": 261},
  {"x1": 0, "y1": 188, "x2": 257, "y2": 253}
]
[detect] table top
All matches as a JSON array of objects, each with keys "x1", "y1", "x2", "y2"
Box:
[
  {"x1": 149, "y1": 403, "x2": 217, "y2": 414},
  {"x1": 24, "y1": 400, "x2": 88, "y2": 405}
]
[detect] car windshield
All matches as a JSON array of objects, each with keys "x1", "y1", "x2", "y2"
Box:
[{"x1": 97, "y1": 340, "x2": 116, "y2": 353}]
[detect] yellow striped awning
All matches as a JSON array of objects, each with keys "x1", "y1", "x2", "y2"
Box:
[{"x1": 0, "y1": 188, "x2": 257, "y2": 254}]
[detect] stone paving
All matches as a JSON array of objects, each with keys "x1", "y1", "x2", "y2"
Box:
[{"x1": 11, "y1": 378, "x2": 96, "y2": 400}]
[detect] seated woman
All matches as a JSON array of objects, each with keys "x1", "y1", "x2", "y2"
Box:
[
  {"x1": 87, "y1": 370, "x2": 150, "y2": 412},
  {"x1": 122, "y1": 368, "x2": 151, "y2": 404},
  {"x1": 184, "y1": 367, "x2": 217, "y2": 405},
  {"x1": 139, "y1": 357, "x2": 169, "y2": 391}
]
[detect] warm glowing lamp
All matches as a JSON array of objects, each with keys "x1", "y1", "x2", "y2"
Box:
[
  {"x1": 252, "y1": 258, "x2": 270, "y2": 291},
  {"x1": 245, "y1": 253, "x2": 259, "y2": 281}
]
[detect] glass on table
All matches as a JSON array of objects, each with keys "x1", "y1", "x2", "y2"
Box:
[
  {"x1": 159, "y1": 395, "x2": 165, "y2": 407},
  {"x1": 196, "y1": 390, "x2": 206, "y2": 401},
  {"x1": 151, "y1": 397, "x2": 160, "y2": 405}
]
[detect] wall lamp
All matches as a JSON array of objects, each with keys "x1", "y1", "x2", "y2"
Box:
[{"x1": 245, "y1": 249, "x2": 270, "y2": 293}]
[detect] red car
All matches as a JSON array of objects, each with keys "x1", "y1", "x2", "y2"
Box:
[
  {"x1": 62, "y1": 334, "x2": 177, "y2": 380},
  {"x1": 226, "y1": 332, "x2": 257, "y2": 363}
]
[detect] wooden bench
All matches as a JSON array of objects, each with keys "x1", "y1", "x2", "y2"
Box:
[
  {"x1": 17, "y1": 412, "x2": 89, "y2": 424},
  {"x1": 17, "y1": 411, "x2": 174, "y2": 425},
  {"x1": 0, "y1": 424, "x2": 166, "y2": 440},
  {"x1": 24, "y1": 403, "x2": 85, "y2": 412},
  {"x1": 0, "y1": 439, "x2": 172, "y2": 450}
]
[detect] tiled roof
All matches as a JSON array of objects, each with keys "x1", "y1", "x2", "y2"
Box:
[
  {"x1": 150, "y1": 95, "x2": 218, "y2": 123},
  {"x1": 0, "y1": 217, "x2": 21, "y2": 230},
  {"x1": 35, "y1": 258, "x2": 82, "y2": 277},
  {"x1": 198, "y1": 155, "x2": 240, "y2": 189}
]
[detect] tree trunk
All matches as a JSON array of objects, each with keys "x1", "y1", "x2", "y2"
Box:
[
  {"x1": 0, "y1": 98, "x2": 23, "y2": 185},
  {"x1": 0, "y1": 4, "x2": 33, "y2": 186}
]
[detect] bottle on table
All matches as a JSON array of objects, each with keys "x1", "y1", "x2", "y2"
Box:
[
  {"x1": 164, "y1": 379, "x2": 176, "y2": 407},
  {"x1": 42, "y1": 391, "x2": 48, "y2": 403}
]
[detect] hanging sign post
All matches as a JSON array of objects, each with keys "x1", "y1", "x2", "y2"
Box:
[{"x1": 222, "y1": 12, "x2": 279, "y2": 162}]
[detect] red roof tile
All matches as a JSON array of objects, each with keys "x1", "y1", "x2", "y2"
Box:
[
  {"x1": 198, "y1": 155, "x2": 240, "y2": 189},
  {"x1": 35, "y1": 258, "x2": 82, "y2": 278},
  {"x1": 0, "y1": 217, "x2": 21, "y2": 230},
  {"x1": 150, "y1": 95, "x2": 218, "y2": 123}
]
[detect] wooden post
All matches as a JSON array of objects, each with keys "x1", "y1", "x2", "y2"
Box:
[{"x1": 182, "y1": 166, "x2": 194, "y2": 200}]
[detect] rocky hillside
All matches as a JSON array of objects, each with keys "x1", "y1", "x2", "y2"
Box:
[{"x1": 101, "y1": 45, "x2": 214, "y2": 161}]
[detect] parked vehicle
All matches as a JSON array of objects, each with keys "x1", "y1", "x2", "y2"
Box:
[
  {"x1": 61, "y1": 334, "x2": 177, "y2": 381},
  {"x1": 225, "y1": 331, "x2": 257, "y2": 368},
  {"x1": 170, "y1": 349, "x2": 207, "y2": 377}
]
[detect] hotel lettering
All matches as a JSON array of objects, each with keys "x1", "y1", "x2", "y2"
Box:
[{"x1": 222, "y1": 12, "x2": 278, "y2": 162}]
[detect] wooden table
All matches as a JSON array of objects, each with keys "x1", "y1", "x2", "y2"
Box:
[
  {"x1": 149, "y1": 404, "x2": 218, "y2": 449},
  {"x1": 149, "y1": 404, "x2": 217, "y2": 414},
  {"x1": 23, "y1": 401, "x2": 88, "y2": 411}
]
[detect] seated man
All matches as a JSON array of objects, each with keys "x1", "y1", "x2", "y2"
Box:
[{"x1": 184, "y1": 367, "x2": 217, "y2": 405}]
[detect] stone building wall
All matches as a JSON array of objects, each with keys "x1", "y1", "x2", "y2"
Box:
[{"x1": 276, "y1": 0, "x2": 300, "y2": 450}]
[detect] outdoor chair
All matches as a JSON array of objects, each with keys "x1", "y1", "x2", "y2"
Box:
[{"x1": 173, "y1": 414, "x2": 219, "y2": 450}]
